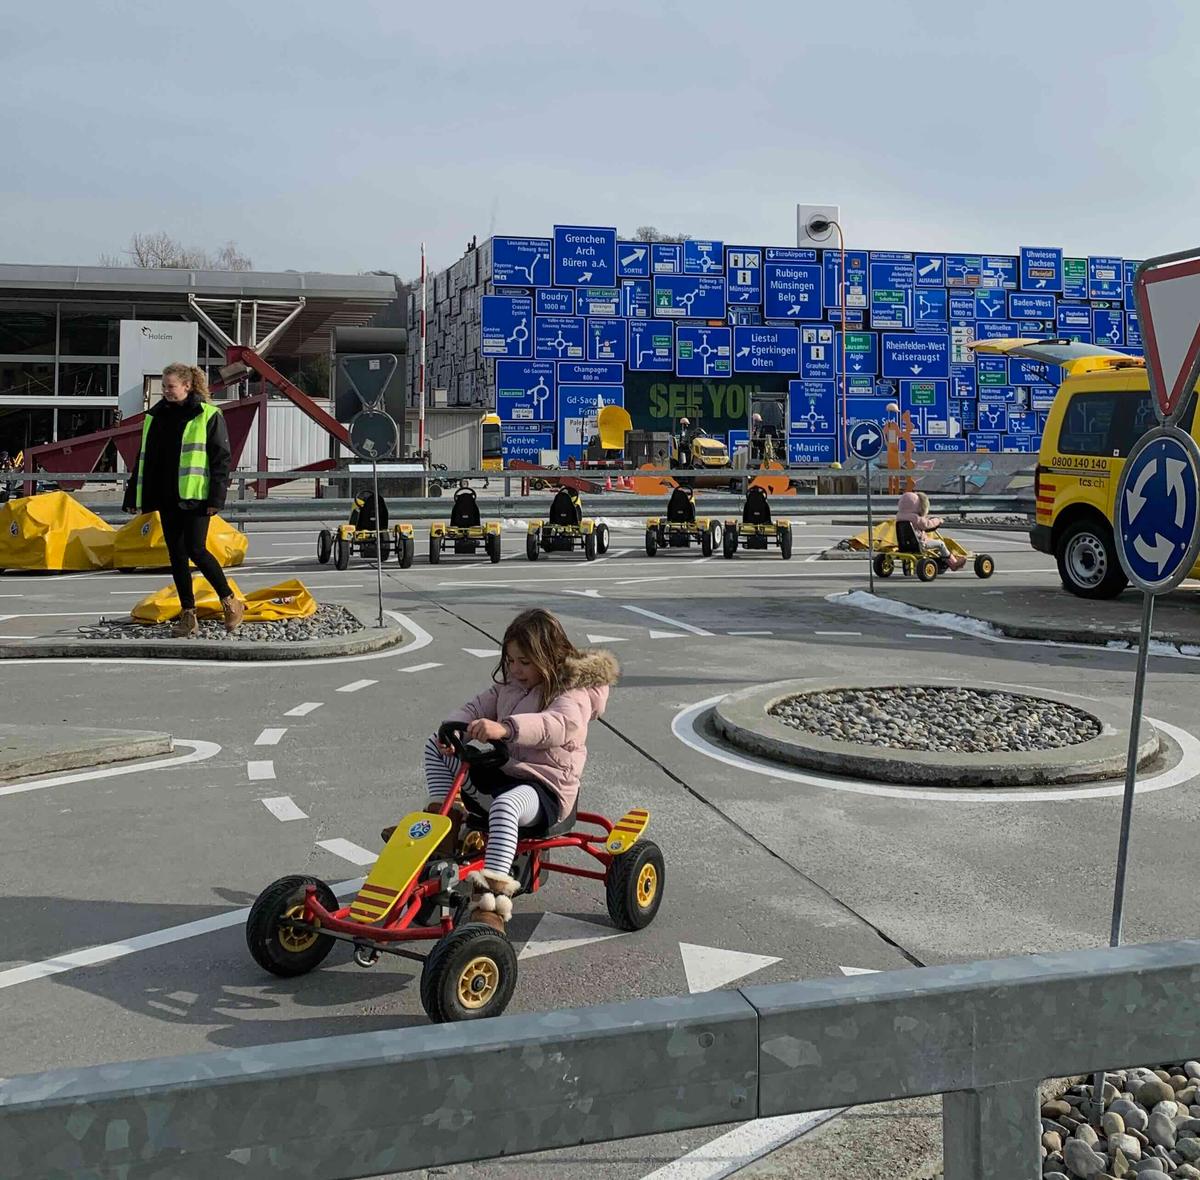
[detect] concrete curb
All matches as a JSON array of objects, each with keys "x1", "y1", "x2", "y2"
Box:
[
  {"x1": 0, "y1": 605, "x2": 407, "y2": 662},
  {"x1": 713, "y1": 677, "x2": 1160, "y2": 788},
  {"x1": 0, "y1": 725, "x2": 173, "y2": 781}
]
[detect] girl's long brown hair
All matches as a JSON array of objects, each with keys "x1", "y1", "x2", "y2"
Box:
[
  {"x1": 494, "y1": 608, "x2": 582, "y2": 707},
  {"x1": 162, "y1": 362, "x2": 211, "y2": 402}
]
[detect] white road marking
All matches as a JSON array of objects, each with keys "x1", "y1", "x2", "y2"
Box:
[
  {"x1": 839, "y1": 965, "x2": 881, "y2": 976},
  {"x1": 399, "y1": 661, "x2": 442, "y2": 672},
  {"x1": 254, "y1": 727, "x2": 287, "y2": 746},
  {"x1": 815, "y1": 630, "x2": 861, "y2": 637},
  {"x1": 727, "y1": 630, "x2": 773, "y2": 636},
  {"x1": 246, "y1": 760, "x2": 276, "y2": 781},
  {"x1": 260, "y1": 795, "x2": 308, "y2": 821},
  {"x1": 561, "y1": 588, "x2": 602, "y2": 597},
  {"x1": 622, "y1": 604, "x2": 712, "y2": 636},
  {"x1": 0, "y1": 877, "x2": 364, "y2": 992},
  {"x1": 586, "y1": 634, "x2": 629, "y2": 643},
  {"x1": 905, "y1": 633, "x2": 955, "y2": 640},
  {"x1": 673, "y1": 696, "x2": 1200, "y2": 803},
  {"x1": 0, "y1": 739, "x2": 219, "y2": 798},
  {"x1": 637, "y1": 1110, "x2": 842, "y2": 1180},
  {"x1": 462, "y1": 648, "x2": 501, "y2": 658},
  {"x1": 679, "y1": 942, "x2": 780, "y2": 993},
  {"x1": 336, "y1": 679, "x2": 377, "y2": 693},
  {"x1": 518, "y1": 912, "x2": 627, "y2": 960},
  {"x1": 317, "y1": 838, "x2": 377, "y2": 866},
  {"x1": 648, "y1": 629, "x2": 686, "y2": 639},
  {"x1": 285, "y1": 702, "x2": 323, "y2": 717}
]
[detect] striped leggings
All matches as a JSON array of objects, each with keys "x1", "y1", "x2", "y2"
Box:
[{"x1": 423, "y1": 736, "x2": 540, "y2": 877}]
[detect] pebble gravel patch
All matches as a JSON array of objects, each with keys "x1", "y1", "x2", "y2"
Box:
[
  {"x1": 76, "y1": 604, "x2": 364, "y2": 644},
  {"x1": 769, "y1": 686, "x2": 1102, "y2": 754}
]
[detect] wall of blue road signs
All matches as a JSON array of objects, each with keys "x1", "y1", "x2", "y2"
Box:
[{"x1": 481, "y1": 227, "x2": 1142, "y2": 463}]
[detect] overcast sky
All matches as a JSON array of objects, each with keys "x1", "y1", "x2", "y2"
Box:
[{"x1": 3, "y1": 1, "x2": 1197, "y2": 279}]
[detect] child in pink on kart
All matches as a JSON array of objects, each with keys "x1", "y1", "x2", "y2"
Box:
[
  {"x1": 419, "y1": 608, "x2": 619, "y2": 929},
  {"x1": 895, "y1": 490, "x2": 966, "y2": 570}
]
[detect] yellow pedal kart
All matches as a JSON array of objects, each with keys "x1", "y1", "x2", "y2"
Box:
[
  {"x1": 245, "y1": 723, "x2": 664, "y2": 1023},
  {"x1": 645, "y1": 486, "x2": 723, "y2": 556},
  {"x1": 526, "y1": 487, "x2": 610, "y2": 561},
  {"x1": 317, "y1": 491, "x2": 414, "y2": 570},
  {"x1": 869, "y1": 519, "x2": 995, "y2": 582},
  {"x1": 722, "y1": 485, "x2": 793, "y2": 559},
  {"x1": 429, "y1": 486, "x2": 501, "y2": 564}
]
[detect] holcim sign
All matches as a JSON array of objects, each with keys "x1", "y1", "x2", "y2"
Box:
[{"x1": 117, "y1": 320, "x2": 199, "y2": 418}]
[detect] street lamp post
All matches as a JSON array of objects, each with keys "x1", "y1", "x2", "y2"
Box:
[{"x1": 805, "y1": 214, "x2": 847, "y2": 463}]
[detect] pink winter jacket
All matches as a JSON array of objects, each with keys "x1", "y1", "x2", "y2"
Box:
[
  {"x1": 445, "y1": 649, "x2": 619, "y2": 820},
  {"x1": 895, "y1": 491, "x2": 941, "y2": 543}
]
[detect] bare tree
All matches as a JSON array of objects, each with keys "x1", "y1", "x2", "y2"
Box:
[
  {"x1": 99, "y1": 232, "x2": 253, "y2": 270},
  {"x1": 631, "y1": 225, "x2": 693, "y2": 243}
]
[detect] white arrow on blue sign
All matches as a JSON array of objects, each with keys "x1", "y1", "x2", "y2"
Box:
[
  {"x1": 848, "y1": 420, "x2": 884, "y2": 461},
  {"x1": 1115, "y1": 425, "x2": 1200, "y2": 593}
]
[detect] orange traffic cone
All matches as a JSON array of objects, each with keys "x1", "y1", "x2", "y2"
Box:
[{"x1": 604, "y1": 475, "x2": 613, "y2": 491}]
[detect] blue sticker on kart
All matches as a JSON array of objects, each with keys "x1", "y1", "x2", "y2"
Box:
[{"x1": 408, "y1": 819, "x2": 433, "y2": 839}]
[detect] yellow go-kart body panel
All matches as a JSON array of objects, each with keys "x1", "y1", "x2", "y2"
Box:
[
  {"x1": 726, "y1": 520, "x2": 791, "y2": 536},
  {"x1": 431, "y1": 521, "x2": 501, "y2": 540},
  {"x1": 392, "y1": 523, "x2": 414, "y2": 539},
  {"x1": 528, "y1": 519, "x2": 595, "y2": 536},
  {"x1": 604, "y1": 808, "x2": 650, "y2": 855},
  {"x1": 347, "y1": 811, "x2": 452, "y2": 925},
  {"x1": 848, "y1": 521, "x2": 968, "y2": 558}
]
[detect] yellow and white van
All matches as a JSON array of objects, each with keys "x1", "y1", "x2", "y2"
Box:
[{"x1": 970, "y1": 339, "x2": 1198, "y2": 599}]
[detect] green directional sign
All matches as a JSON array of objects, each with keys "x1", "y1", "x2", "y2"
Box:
[
  {"x1": 907, "y1": 381, "x2": 937, "y2": 406},
  {"x1": 845, "y1": 332, "x2": 873, "y2": 352}
]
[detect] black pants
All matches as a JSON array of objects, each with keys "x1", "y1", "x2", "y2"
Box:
[{"x1": 159, "y1": 508, "x2": 231, "y2": 610}]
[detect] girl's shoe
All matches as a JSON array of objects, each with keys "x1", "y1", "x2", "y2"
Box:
[
  {"x1": 480, "y1": 870, "x2": 521, "y2": 921},
  {"x1": 221, "y1": 595, "x2": 245, "y2": 633},
  {"x1": 172, "y1": 609, "x2": 198, "y2": 638},
  {"x1": 465, "y1": 869, "x2": 521, "y2": 926}
]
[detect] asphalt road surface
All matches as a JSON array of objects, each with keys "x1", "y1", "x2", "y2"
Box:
[{"x1": 2, "y1": 514, "x2": 1197, "y2": 1179}]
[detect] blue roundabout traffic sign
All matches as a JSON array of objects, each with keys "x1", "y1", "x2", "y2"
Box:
[
  {"x1": 1115, "y1": 425, "x2": 1200, "y2": 593},
  {"x1": 847, "y1": 419, "x2": 884, "y2": 462}
]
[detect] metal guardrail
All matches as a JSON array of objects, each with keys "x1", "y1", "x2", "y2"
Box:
[
  {"x1": 2, "y1": 938, "x2": 1197, "y2": 1180},
  {"x1": 79, "y1": 493, "x2": 1030, "y2": 525}
]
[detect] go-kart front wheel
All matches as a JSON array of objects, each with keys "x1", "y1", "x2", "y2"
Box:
[
  {"x1": 397, "y1": 534, "x2": 414, "y2": 569},
  {"x1": 316, "y1": 529, "x2": 332, "y2": 564},
  {"x1": 974, "y1": 553, "x2": 995, "y2": 579},
  {"x1": 596, "y1": 523, "x2": 610, "y2": 554},
  {"x1": 779, "y1": 525, "x2": 792, "y2": 560},
  {"x1": 420, "y1": 923, "x2": 518, "y2": 1023},
  {"x1": 723, "y1": 525, "x2": 738, "y2": 559},
  {"x1": 645, "y1": 527, "x2": 658, "y2": 557},
  {"x1": 606, "y1": 839, "x2": 665, "y2": 931},
  {"x1": 584, "y1": 532, "x2": 597, "y2": 560},
  {"x1": 917, "y1": 557, "x2": 939, "y2": 582},
  {"x1": 428, "y1": 535, "x2": 441, "y2": 564},
  {"x1": 873, "y1": 553, "x2": 894, "y2": 578},
  {"x1": 246, "y1": 875, "x2": 338, "y2": 977},
  {"x1": 526, "y1": 531, "x2": 540, "y2": 561},
  {"x1": 334, "y1": 536, "x2": 350, "y2": 570}
]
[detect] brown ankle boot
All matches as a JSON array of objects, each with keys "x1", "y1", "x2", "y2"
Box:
[
  {"x1": 172, "y1": 609, "x2": 198, "y2": 638},
  {"x1": 221, "y1": 595, "x2": 245, "y2": 633}
]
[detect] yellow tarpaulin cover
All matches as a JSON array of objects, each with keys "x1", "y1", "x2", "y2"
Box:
[
  {"x1": 113, "y1": 512, "x2": 248, "y2": 571},
  {"x1": 130, "y1": 578, "x2": 317, "y2": 624},
  {"x1": 0, "y1": 491, "x2": 115, "y2": 571}
]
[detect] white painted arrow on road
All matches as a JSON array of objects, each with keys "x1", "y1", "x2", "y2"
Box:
[
  {"x1": 519, "y1": 912, "x2": 627, "y2": 960},
  {"x1": 839, "y1": 964, "x2": 880, "y2": 976},
  {"x1": 680, "y1": 942, "x2": 780, "y2": 993},
  {"x1": 1125, "y1": 457, "x2": 1157, "y2": 522},
  {"x1": 1134, "y1": 532, "x2": 1175, "y2": 572},
  {"x1": 586, "y1": 633, "x2": 628, "y2": 643}
]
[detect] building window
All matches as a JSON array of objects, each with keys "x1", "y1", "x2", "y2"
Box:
[
  {"x1": 0, "y1": 361, "x2": 55, "y2": 398},
  {"x1": 59, "y1": 361, "x2": 115, "y2": 397},
  {"x1": 59, "y1": 303, "x2": 128, "y2": 356},
  {"x1": 0, "y1": 302, "x2": 56, "y2": 355}
]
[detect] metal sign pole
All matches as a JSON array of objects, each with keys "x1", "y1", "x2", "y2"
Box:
[
  {"x1": 865, "y1": 456, "x2": 875, "y2": 595},
  {"x1": 371, "y1": 457, "x2": 384, "y2": 629}
]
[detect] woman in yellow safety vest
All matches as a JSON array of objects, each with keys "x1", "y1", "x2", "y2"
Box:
[{"x1": 123, "y1": 363, "x2": 243, "y2": 636}]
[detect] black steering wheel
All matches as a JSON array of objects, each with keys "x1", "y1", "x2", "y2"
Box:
[{"x1": 437, "y1": 721, "x2": 509, "y2": 769}]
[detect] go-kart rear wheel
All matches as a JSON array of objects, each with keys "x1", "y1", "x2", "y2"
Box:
[
  {"x1": 428, "y1": 535, "x2": 441, "y2": 564},
  {"x1": 645, "y1": 528, "x2": 658, "y2": 557},
  {"x1": 378, "y1": 533, "x2": 391, "y2": 563},
  {"x1": 486, "y1": 533, "x2": 502, "y2": 563},
  {"x1": 974, "y1": 553, "x2": 995, "y2": 579},
  {"x1": 584, "y1": 532, "x2": 597, "y2": 560},
  {"x1": 246, "y1": 875, "x2": 338, "y2": 977},
  {"x1": 420, "y1": 922, "x2": 518, "y2": 1023},
  {"x1": 873, "y1": 553, "x2": 894, "y2": 578},
  {"x1": 398, "y1": 534, "x2": 414, "y2": 569},
  {"x1": 334, "y1": 536, "x2": 350, "y2": 570},
  {"x1": 701, "y1": 526, "x2": 714, "y2": 556},
  {"x1": 917, "y1": 556, "x2": 939, "y2": 582},
  {"x1": 526, "y1": 531, "x2": 540, "y2": 561},
  {"x1": 596, "y1": 523, "x2": 610, "y2": 554},
  {"x1": 316, "y1": 529, "x2": 332, "y2": 564},
  {"x1": 723, "y1": 525, "x2": 738, "y2": 559},
  {"x1": 606, "y1": 839, "x2": 665, "y2": 932},
  {"x1": 779, "y1": 526, "x2": 793, "y2": 560}
]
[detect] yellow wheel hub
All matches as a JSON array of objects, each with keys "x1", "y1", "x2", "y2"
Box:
[
  {"x1": 457, "y1": 956, "x2": 499, "y2": 1009},
  {"x1": 636, "y1": 863, "x2": 658, "y2": 908},
  {"x1": 278, "y1": 904, "x2": 318, "y2": 953}
]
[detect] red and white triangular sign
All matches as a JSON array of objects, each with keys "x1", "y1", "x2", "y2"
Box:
[{"x1": 1136, "y1": 251, "x2": 1200, "y2": 420}]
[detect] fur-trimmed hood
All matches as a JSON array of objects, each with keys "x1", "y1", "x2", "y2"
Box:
[{"x1": 564, "y1": 648, "x2": 620, "y2": 690}]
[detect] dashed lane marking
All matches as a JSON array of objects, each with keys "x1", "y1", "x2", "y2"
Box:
[
  {"x1": 463, "y1": 648, "x2": 501, "y2": 658},
  {"x1": 727, "y1": 630, "x2": 773, "y2": 636},
  {"x1": 336, "y1": 679, "x2": 377, "y2": 693},
  {"x1": 815, "y1": 631, "x2": 861, "y2": 637},
  {"x1": 905, "y1": 633, "x2": 955, "y2": 640},
  {"x1": 254, "y1": 728, "x2": 287, "y2": 746},
  {"x1": 260, "y1": 795, "x2": 308, "y2": 821},
  {"x1": 621, "y1": 604, "x2": 713, "y2": 636},
  {"x1": 284, "y1": 702, "x2": 323, "y2": 717},
  {"x1": 0, "y1": 877, "x2": 364, "y2": 991},
  {"x1": 317, "y1": 838, "x2": 377, "y2": 866},
  {"x1": 399, "y1": 661, "x2": 442, "y2": 672},
  {"x1": 246, "y1": 761, "x2": 276, "y2": 781},
  {"x1": 0, "y1": 739, "x2": 220, "y2": 798}
]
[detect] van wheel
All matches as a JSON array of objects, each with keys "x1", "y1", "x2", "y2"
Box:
[{"x1": 1056, "y1": 519, "x2": 1128, "y2": 599}]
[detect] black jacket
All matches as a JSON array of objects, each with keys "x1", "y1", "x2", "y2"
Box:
[{"x1": 123, "y1": 396, "x2": 232, "y2": 514}]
